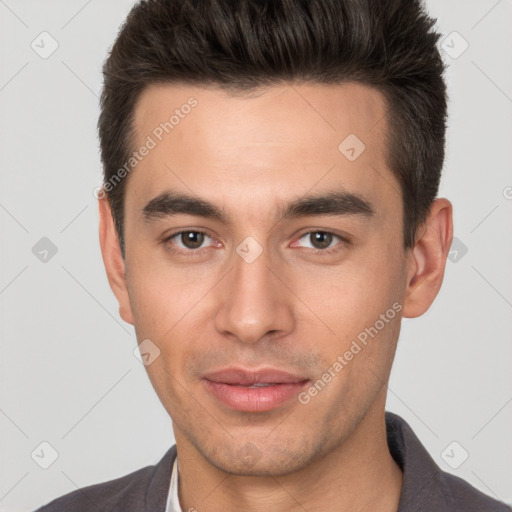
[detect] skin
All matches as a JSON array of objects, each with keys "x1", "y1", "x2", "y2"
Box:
[{"x1": 99, "y1": 82, "x2": 453, "y2": 511}]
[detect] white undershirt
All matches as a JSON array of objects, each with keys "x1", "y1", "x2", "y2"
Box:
[{"x1": 165, "y1": 457, "x2": 183, "y2": 512}]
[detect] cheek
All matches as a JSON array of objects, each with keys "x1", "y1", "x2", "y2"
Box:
[
  {"x1": 126, "y1": 252, "x2": 215, "y2": 337},
  {"x1": 293, "y1": 248, "x2": 403, "y2": 338},
  {"x1": 126, "y1": 264, "x2": 217, "y2": 391},
  {"x1": 128, "y1": 279, "x2": 173, "y2": 336}
]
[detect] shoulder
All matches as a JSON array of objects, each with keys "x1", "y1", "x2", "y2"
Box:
[
  {"x1": 439, "y1": 470, "x2": 511, "y2": 512},
  {"x1": 385, "y1": 412, "x2": 510, "y2": 512},
  {"x1": 34, "y1": 446, "x2": 177, "y2": 512}
]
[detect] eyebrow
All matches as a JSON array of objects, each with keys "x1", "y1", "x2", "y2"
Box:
[{"x1": 141, "y1": 189, "x2": 375, "y2": 224}]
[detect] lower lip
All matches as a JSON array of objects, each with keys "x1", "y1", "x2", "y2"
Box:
[{"x1": 203, "y1": 380, "x2": 309, "y2": 412}]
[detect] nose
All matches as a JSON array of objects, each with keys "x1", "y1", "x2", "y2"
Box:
[{"x1": 214, "y1": 243, "x2": 295, "y2": 344}]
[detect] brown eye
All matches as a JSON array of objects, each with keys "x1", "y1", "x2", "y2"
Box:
[
  {"x1": 163, "y1": 229, "x2": 219, "y2": 257},
  {"x1": 179, "y1": 231, "x2": 206, "y2": 249},
  {"x1": 309, "y1": 231, "x2": 333, "y2": 249},
  {"x1": 291, "y1": 230, "x2": 346, "y2": 254}
]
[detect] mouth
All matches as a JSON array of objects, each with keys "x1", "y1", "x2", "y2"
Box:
[{"x1": 202, "y1": 367, "x2": 310, "y2": 412}]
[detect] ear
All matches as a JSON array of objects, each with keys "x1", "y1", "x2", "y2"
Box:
[
  {"x1": 402, "y1": 198, "x2": 453, "y2": 318},
  {"x1": 98, "y1": 196, "x2": 134, "y2": 325}
]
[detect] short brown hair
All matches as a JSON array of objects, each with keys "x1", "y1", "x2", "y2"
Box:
[{"x1": 98, "y1": 0, "x2": 447, "y2": 256}]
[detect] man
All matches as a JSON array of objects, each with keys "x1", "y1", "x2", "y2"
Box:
[{"x1": 36, "y1": 0, "x2": 509, "y2": 510}]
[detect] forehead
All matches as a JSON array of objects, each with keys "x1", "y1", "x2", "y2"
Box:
[{"x1": 128, "y1": 81, "x2": 398, "y2": 219}]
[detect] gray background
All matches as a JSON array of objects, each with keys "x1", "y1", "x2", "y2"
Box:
[{"x1": 1, "y1": 0, "x2": 511, "y2": 510}]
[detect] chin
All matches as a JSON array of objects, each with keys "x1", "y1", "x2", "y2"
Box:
[{"x1": 196, "y1": 434, "x2": 323, "y2": 477}]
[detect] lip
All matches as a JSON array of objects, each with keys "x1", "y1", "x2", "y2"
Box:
[{"x1": 202, "y1": 367, "x2": 310, "y2": 412}]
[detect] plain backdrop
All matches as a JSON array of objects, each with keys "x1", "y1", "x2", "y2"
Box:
[{"x1": 0, "y1": 1, "x2": 511, "y2": 510}]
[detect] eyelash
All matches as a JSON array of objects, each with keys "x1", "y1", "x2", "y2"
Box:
[
  {"x1": 162, "y1": 230, "x2": 349, "y2": 257},
  {"x1": 292, "y1": 231, "x2": 349, "y2": 255},
  {"x1": 162, "y1": 230, "x2": 212, "y2": 258}
]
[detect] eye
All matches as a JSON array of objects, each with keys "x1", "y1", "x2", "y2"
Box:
[
  {"x1": 166, "y1": 230, "x2": 214, "y2": 250},
  {"x1": 293, "y1": 231, "x2": 345, "y2": 252}
]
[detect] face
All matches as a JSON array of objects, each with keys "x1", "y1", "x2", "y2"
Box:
[{"x1": 103, "y1": 82, "x2": 424, "y2": 476}]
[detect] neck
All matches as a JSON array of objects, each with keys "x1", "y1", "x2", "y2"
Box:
[{"x1": 174, "y1": 404, "x2": 402, "y2": 512}]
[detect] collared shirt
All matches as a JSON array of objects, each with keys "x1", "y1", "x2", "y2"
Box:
[
  {"x1": 165, "y1": 458, "x2": 181, "y2": 512},
  {"x1": 37, "y1": 412, "x2": 510, "y2": 511}
]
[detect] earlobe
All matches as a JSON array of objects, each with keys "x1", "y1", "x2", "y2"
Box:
[
  {"x1": 402, "y1": 198, "x2": 453, "y2": 318},
  {"x1": 98, "y1": 197, "x2": 134, "y2": 325}
]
